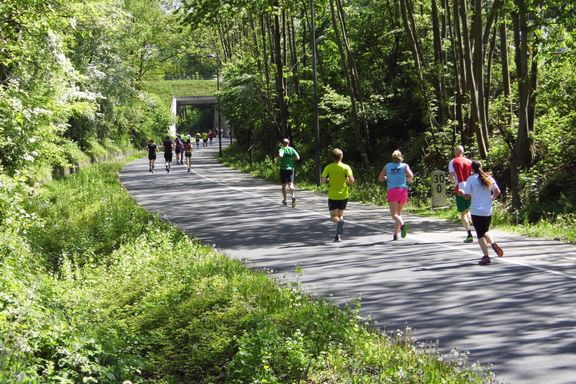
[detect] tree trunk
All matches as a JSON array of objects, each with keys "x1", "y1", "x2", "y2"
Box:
[
  {"x1": 500, "y1": 17, "x2": 512, "y2": 127},
  {"x1": 335, "y1": 0, "x2": 371, "y2": 160},
  {"x1": 273, "y1": 12, "x2": 288, "y2": 139},
  {"x1": 485, "y1": 17, "x2": 498, "y2": 134},
  {"x1": 431, "y1": 0, "x2": 447, "y2": 125},
  {"x1": 459, "y1": 0, "x2": 488, "y2": 157},
  {"x1": 472, "y1": 0, "x2": 490, "y2": 152},
  {"x1": 448, "y1": 0, "x2": 466, "y2": 141},
  {"x1": 399, "y1": 0, "x2": 424, "y2": 80},
  {"x1": 329, "y1": 0, "x2": 369, "y2": 164},
  {"x1": 511, "y1": 0, "x2": 534, "y2": 167}
]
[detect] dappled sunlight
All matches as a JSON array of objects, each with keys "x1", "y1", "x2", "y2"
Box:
[{"x1": 121, "y1": 146, "x2": 576, "y2": 384}]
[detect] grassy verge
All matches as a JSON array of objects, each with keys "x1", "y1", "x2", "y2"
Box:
[
  {"x1": 0, "y1": 159, "x2": 495, "y2": 382},
  {"x1": 221, "y1": 146, "x2": 576, "y2": 243}
]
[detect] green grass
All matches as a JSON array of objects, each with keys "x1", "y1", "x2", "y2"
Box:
[
  {"x1": 143, "y1": 79, "x2": 217, "y2": 108},
  {"x1": 0, "y1": 158, "x2": 494, "y2": 382}
]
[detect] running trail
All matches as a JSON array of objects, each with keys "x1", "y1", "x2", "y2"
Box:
[{"x1": 120, "y1": 142, "x2": 576, "y2": 384}]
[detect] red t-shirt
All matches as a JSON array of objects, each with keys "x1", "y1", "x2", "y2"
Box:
[{"x1": 451, "y1": 156, "x2": 472, "y2": 192}]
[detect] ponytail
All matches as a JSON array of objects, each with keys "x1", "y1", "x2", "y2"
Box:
[{"x1": 471, "y1": 161, "x2": 492, "y2": 189}]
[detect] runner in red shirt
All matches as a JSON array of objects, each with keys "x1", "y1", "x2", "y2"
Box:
[{"x1": 448, "y1": 145, "x2": 473, "y2": 243}]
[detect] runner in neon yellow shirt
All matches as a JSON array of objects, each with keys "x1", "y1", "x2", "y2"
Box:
[{"x1": 321, "y1": 148, "x2": 354, "y2": 242}]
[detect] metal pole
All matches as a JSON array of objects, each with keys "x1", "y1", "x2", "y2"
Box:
[
  {"x1": 216, "y1": 57, "x2": 222, "y2": 156},
  {"x1": 310, "y1": 0, "x2": 321, "y2": 186}
]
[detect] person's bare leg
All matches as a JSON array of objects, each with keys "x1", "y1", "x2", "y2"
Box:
[
  {"x1": 461, "y1": 211, "x2": 471, "y2": 231},
  {"x1": 484, "y1": 231, "x2": 504, "y2": 256},
  {"x1": 478, "y1": 236, "x2": 489, "y2": 256},
  {"x1": 389, "y1": 202, "x2": 402, "y2": 237},
  {"x1": 281, "y1": 184, "x2": 288, "y2": 204},
  {"x1": 289, "y1": 181, "x2": 296, "y2": 207}
]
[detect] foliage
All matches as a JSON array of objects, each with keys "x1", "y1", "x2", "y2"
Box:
[{"x1": 0, "y1": 156, "x2": 493, "y2": 383}]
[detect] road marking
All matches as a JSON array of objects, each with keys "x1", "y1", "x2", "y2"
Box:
[{"x1": 188, "y1": 165, "x2": 576, "y2": 281}]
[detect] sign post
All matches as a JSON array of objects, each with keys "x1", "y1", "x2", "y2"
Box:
[{"x1": 431, "y1": 170, "x2": 448, "y2": 208}]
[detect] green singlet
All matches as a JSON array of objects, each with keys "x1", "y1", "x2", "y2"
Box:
[{"x1": 279, "y1": 146, "x2": 299, "y2": 170}]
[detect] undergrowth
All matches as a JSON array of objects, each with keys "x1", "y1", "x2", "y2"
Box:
[{"x1": 0, "y1": 160, "x2": 494, "y2": 383}]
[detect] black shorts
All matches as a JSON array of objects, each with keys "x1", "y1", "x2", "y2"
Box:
[
  {"x1": 164, "y1": 151, "x2": 173, "y2": 162},
  {"x1": 328, "y1": 199, "x2": 348, "y2": 211},
  {"x1": 471, "y1": 215, "x2": 492, "y2": 239},
  {"x1": 148, "y1": 154, "x2": 156, "y2": 160},
  {"x1": 280, "y1": 169, "x2": 295, "y2": 184},
  {"x1": 175, "y1": 147, "x2": 182, "y2": 154},
  {"x1": 185, "y1": 151, "x2": 192, "y2": 158}
]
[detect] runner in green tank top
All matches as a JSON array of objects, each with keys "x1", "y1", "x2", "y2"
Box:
[{"x1": 277, "y1": 138, "x2": 300, "y2": 207}]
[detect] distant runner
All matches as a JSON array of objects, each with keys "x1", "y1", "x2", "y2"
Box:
[
  {"x1": 162, "y1": 136, "x2": 173, "y2": 173},
  {"x1": 463, "y1": 160, "x2": 504, "y2": 265},
  {"x1": 378, "y1": 150, "x2": 413, "y2": 241},
  {"x1": 184, "y1": 138, "x2": 193, "y2": 173},
  {"x1": 175, "y1": 133, "x2": 184, "y2": 165},
  {"x1": 147, "y1": 139, "x2": 157, "y2": 173},
  {"x1": 208, "y1": 129, "x2": 214, "y2": 145},
  {"x1": 321, "y1": 148, "x2": 354, "y2": 242},
  {"x1": 277, "y1": 138, "x2": 300, "y2": 208},
  {"x1": 449, "y1": 145, "x2": 474, "y2": 243},
  {"x1": 202, "y1": 132, "x2": 208, "y2": 148}
]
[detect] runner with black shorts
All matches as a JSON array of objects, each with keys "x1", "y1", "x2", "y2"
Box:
[
  {"x1": 321, "y1": 148, "x2": 354, "y2": 242},
  {"x1": 462, "y1": 161, "x2": 504, "y2": 265},
  {"x1": 277, "y1": 138, "x2": 300, "y2": 207},
  {"x1": 184, "y1": 139, "x2": 193, "y2": 173},
  {"x1": 147, "y1": 139, "x2": 157, "y2": 173},
  {"x1": 162, "y1": 136, "x2": 173, "y2": 173},
  {"x1": 175, "y1": 134, "x2": 184, "y2": 165}
]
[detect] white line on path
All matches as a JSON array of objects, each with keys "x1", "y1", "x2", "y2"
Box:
[{"x1": 191, "y1": 168, "x2": 576, "y2": 281}]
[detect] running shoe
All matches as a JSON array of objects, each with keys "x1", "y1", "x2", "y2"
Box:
[
  {"x1": 334, "y1": 234, "x2": 341, "y2": 242},
  {"x1": 464, "y1": 234, "x2": 474, "y2": 243},
  {"x1": 400, "y1": 223, "x2": 409, "y2": 238},
  {"x1": 478, "y1": 255, "x2": 491, "y2": 265},
  {"x1": 282, "y1": 200, "x2": 287, "y2": 206},
  {"x1": 291, "y1": 197, "x2": 296, "y2": 208},
  {"x1": 337, "y1": 220, "x2": 344, "y2": 235},
  {"x1": 492, "y1": 243, "x2": 504, "y2": 257}
]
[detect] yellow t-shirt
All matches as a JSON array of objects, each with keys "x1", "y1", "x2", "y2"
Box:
[{"x1": 321, "y1": 162, "x2": 353, "y2": 200}]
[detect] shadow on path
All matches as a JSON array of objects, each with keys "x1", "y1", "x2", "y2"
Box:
[{"x1": 120, "y1": 143, "x2": 576, "y2": 384}]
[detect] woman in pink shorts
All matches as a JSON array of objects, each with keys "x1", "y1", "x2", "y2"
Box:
[{"x1": 378, "y1": 150, "x2": 414, "y2": 240}]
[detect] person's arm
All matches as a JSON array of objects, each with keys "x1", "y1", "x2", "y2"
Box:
[
  {"x1": 448, "y1": 160, "x2": 456, "y2": 183},
  {"x1": 491, "y1": 182, "x2": 501, "y2": 200},
  {"x1": 320, "y1": 167, "x2": 329, "y2": 184},
  {"x1": 405, "y1": 164, "x2": 414, "y2": 183},
  {"x1": 463, "y1": 182, "x2": 471, "y2": 199},
  {"x1": 346, "y1": 173, "x2": 355, "y2": 185},
  {"x1": 377, "y1": 167, "x2": 387, "y2": 182}
]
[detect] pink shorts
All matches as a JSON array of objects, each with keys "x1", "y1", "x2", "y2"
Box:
[{"x1": 387, "y1": 187, "x2": 408, "y2": 204}]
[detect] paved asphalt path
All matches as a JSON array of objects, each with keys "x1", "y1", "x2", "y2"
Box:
[{"x1": 120, "y1": 142, "x2": 576, "y2": 384}]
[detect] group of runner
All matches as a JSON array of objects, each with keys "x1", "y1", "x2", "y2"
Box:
[
  {"x1": 278, "y1": 139, "x2": 504, "y2": 265},
  {"x1": 146, "y1": 130, "x2": 216, "y2": 174}
]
